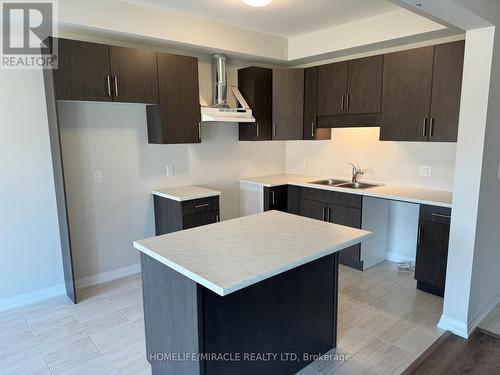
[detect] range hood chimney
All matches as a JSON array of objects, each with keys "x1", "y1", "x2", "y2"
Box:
[
  {"x1": 200, "y1": 54, "x2": 255, "y2": 123},
  {"x1": 212, "y1": 54, "x2": 227, "y2": 108}
]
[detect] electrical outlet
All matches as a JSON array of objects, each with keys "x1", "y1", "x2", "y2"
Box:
[
  {"x1": 93, "y1": 170, "x2": 102, "y2": 184},
  {"x1": 419, "y1": 165, "x2": 432, "y2": 178},
  {"x1": 300, "y1": 158, "x2": 307, "y2": 167},
  {"x1": 166, "y1": 165, "x2": 174, "y2": 177}
]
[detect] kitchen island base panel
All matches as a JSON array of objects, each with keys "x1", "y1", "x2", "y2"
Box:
[{"x1": 141, "y1": 252, "x2": 339, "y2": 375}]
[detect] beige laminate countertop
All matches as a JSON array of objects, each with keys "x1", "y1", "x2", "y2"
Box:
[
  {"x1": 238, "y1": 174, "x2": 452, "y2": 208},
  {"x1": 134, "y1": 211, "x2": 371, "y2": 296}
]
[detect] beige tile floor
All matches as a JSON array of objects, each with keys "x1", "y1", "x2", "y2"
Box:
[{"x1": 0, "y1": 262, "x2": 444, "y2": 375}]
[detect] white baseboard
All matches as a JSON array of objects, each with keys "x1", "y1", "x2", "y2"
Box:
[
  {"x1": 386, "y1": 252, "x2": 415, "y2": 263},
  {"x1": 76, "y1": 263, "x2": 141, "y2": 289},
  {"x1": 0, "y1": 283, "x2": 66, "y2": 313},
  {"x1": 438, "y1": 291, "x2": 500, "y2": 339},
  {"x1": 438, "y1": 315, "x2": 469, "y2": 338},
  {"x1": 467, "y1": 291, "x2": 500, "y2": 336},
  {"x1": 0, "y1": 263, "x2": 141, "y2": 313}
]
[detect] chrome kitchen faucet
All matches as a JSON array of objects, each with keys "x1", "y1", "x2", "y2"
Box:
[{"x1": 348, "y1": 162, "x2": 364, "y2": 183}]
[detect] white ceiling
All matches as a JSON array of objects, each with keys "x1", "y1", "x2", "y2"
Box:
[{"x1": 124, "y1": 0, "x2": 401, "y2": 38}]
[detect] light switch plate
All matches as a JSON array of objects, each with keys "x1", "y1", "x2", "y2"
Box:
[
  {"x1": 419, "y1": 165, "x2": 432, "y2": 178},
  {"x1": 300, "y1": 158, "x2": 307, "y2": 167}
]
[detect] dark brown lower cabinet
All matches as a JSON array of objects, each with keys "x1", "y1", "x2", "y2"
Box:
[
  {"x1": 328, "y1": 204, "x2": 362, "y2": 270},
  {"x1": 154, "y1": 195, "x2": 219, "y2": 235},
  {"x1": 263, "y1": 185, "x2": 288, "y2": 212},
  {"x1": 415, "y1": 205, "x2": 451, "y2": 297},
  {"x1": 300, "y1": 198, "x2": 326, "y2": 221},
  {"x1": 262, "y1": 185, "x2": 307, "y2": 215},
  {"x1": 299, "y1": 188, "x2": 363, "y2": 270},
  {"x1": 141, "y1": 251, "x2": 338, "y2": 375}
]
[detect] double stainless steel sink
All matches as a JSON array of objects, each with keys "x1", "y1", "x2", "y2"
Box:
[{"x1": 309, "y1": 179, "x2": 381, "y2": 190}]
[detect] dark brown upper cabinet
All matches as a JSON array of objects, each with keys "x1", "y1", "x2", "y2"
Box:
[
  {"x1": 238, "y1": 66, "x2": 329, "y2": 141},
  {"x1": 317, "y1": 56, "x2": 382, "y2": 128},
  {"x1": 147, "y1": 53, "x2": 201, "y2": 144},
  {"x1": 238, "y1": 67, "x2": 272, "y2": 141},
  {"x1": 346, "y1": 55, "x2": 383, "y2": 115},
  {"x1": 381, "y1": 46, "x2": 435, "y2": 142},
  {"x1": 272, "y1": 68, "x2": 304, "y2": 140},
  {"x1": 55, "y1": 39, "x2": 113, "y2": 102},
  {"x1": 303, "y1": 67, "x2": 331, "y2": 140},
  {"x1": 54, "y1": 38, "x2": 158, "y2": 104},
  {"x1": 381, "y1": 41, "x2": 464, "y2": 142},
  {"x1": 109, "y1": 46, "x2": 159, "y2": 104},
  {"x1": 428, "y1": 41, "x2": 465, "y2": 142},
  {"x1": 317, "y1": 61, "x2": 347, "y2": 117}
]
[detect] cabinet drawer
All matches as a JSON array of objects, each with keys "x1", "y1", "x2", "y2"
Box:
[
  {"x1": 419, "y1": 205, "x2": 451, "y2": 224},
  {"x1": 182, "y1": 196, "x2": 219, "y2": 216},
  {"x1": 301, "y1": 187, "x2": 362, "y2": 209},
  {"x1": 329, "y1": 204, "x2": 362, "y2": 229},
  {"x1": 182, "y1": 210, "x2": 219, "y2": 230}
]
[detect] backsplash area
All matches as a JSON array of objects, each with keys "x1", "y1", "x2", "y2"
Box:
[{"x1": 286, "y1": 127, "x2": 457, "y2": 191}]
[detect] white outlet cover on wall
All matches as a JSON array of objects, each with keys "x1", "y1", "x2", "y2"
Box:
[
  {"x1": 419, "y1": 165, "x2": 432, "y2": 178},
  {"x1": 93, "y1": 170, "x2": 102, "y2": 184},
  {"x1": 166, "y1": 165, "x2": 174, "y2": 177}
]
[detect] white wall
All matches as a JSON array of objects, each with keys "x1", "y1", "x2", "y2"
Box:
[
  {"x1": 459, "y1": 1, "x2": 500, "y2": 331},
  {"x1": 58, "y1": 58, "x2": 286, "y2": 280},
  {"x1": 386, "y1": 202, "x2": 420, "y2": 262},
  {"x1": 440, "y1": 26, "x2": 494, "y2": 337},
  {"x1": 0, "y1": 70, "x2": 65, "y2": 308}
]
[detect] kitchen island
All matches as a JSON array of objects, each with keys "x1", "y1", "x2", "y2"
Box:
[{"x1": 134, "y1": 210, "x2": 371, "y2": 375}]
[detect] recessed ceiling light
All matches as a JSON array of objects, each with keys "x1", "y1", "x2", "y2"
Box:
[{"x1": 241, "y1": 0, "x2": 273, "y2": 7}]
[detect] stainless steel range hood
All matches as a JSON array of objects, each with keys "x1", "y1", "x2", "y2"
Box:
[{"x1": 201, "y1": 54, "x2": 255, "y2": 123}]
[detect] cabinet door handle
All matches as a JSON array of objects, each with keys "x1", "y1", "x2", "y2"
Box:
[
  {"x1": 256, "y1": 122, "x2": 259, "y2": 138},
  {"x1": 346, "y1": 93, "x2": 350, "y2": 111},
  {"x1": 322, "y1": 207, "x2": 326, "y2": 221},
  {"x1": 271, "y1": 191, "x2": 275, "y2": 206},
  {"x1": 341, "y1": 94, "x2": 345, "y2": 111},
  {"x1": 216, "y1": 214, "x2": 219, "y2": 222},
  {"x1": 422, "y1": 117, "x2": 428, "y2": 138},
  {"x1": 429, "y1": 118, "x2": 435, "y2": 137},
  {"x1": 198, "y1": 122, "x2": 202, "y2": 139},
  {"x1": 273, "y1": 122, "x2": 277, "y2": 138},
  {"x1": 113, "y1": 76, "x2": 119, "y2": 96},
  {"x1": 417, "y1": 225, "x2": 422, "y2": 245},
  {"x1": 106, "y1": 75, "x2": 111, "y2": 97},
  {"x1": 311, "y1": 121, "x2": 315, "y2": 137},
  {"x1": 431, "y1": 213, "x2": 451, "y2": 219},
  {"x1": 194, "y1": 203, "x2": 210, "y2": 209},
  {"x1": 327, "y1": 207, "x2": 331, "y2": 222}
]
